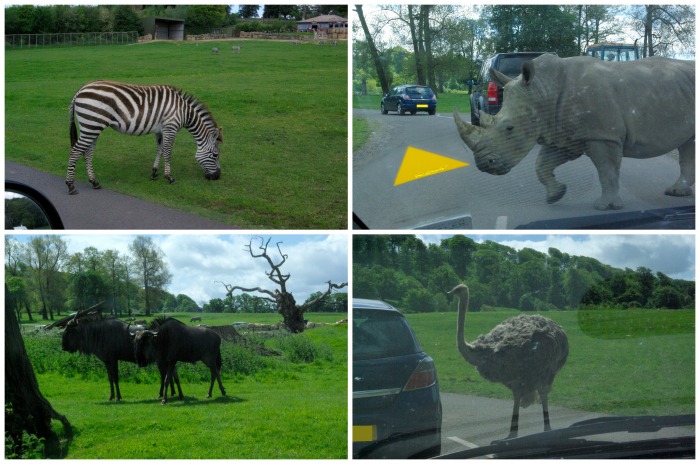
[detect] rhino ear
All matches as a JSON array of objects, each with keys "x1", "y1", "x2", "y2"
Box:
[
  {"x1": 490, "y1": 67, "x2": 511, "y2": 86},
  {"x1": 522, "y1": 61, "x2": 535, "y2": 85}
]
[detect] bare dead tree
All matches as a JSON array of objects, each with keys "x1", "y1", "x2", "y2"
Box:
[{"x1": 218, "y1": 237, "x2": 347, "y2": 333}]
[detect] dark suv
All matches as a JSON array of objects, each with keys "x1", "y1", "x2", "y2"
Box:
[
  {"x1": 381, "y1": 85, "x2": 437, "y2": 115},
  {"x1": 469, "y1": 52, "x2": 555, "y2": 125},
  {"x1": 352, "y1": 298, "x2": 442, "y2": 458}
]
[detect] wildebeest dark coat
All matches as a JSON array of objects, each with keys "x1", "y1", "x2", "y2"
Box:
[
  {"x1": 134, "y1": 317, "x2": 226, "y2": 404},
  {"x1": 61, "y1": 317, "x2": 182, "y2": 401}
]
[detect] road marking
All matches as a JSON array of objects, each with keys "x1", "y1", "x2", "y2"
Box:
[
  {"x1": 495, "y1": 216, "x2": 508, "y2": 229},
  {"x1": 448, "y1": 436, "x2": 479, "y2": 449},
  {"x1": 394, "y1": 146, "x2": 469, "y2": 186},
  {"x1": 448, "y1": 437, "x2": 494, "y2": 457}
]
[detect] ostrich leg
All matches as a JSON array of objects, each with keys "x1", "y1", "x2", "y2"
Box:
[
  {"x1": 508, "y1": 389, "x2": 521, "y2": 439},
  {"x1": 540, "y1": 389, "x2": 552, "y2": 431}
]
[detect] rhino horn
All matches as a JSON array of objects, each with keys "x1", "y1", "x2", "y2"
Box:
[
  {"x1": 479, "y1": 111, "x2": 497, "y2": 128},
  {"x1": 453, "y1": 107, "x2": 482, "y2": 151},
  {"x1": 489, "y1": 67, "x2": 512, "y2": 86}
]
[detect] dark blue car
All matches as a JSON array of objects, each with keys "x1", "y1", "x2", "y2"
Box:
[
  {"x1": 381, "y1": 85, "x2": 437, "y2": 115},
  {"x1": 353, "y1": 298, "x2": 442, "y2": 458}
]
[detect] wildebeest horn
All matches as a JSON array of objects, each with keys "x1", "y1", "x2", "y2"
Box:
[{"x1": 453, "y1": 107, "x2": 482, "y2": 151}]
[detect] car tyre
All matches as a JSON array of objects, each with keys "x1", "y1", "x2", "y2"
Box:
[{"x1": 381, "y1": 103, "x2": 388, "y2": 115}]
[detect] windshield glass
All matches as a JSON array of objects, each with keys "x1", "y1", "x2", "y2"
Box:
[
  {"x1": 352, "y1": 233, "x2": 695, "y2": 458},
  {"x1": 352, "y1": 4, "x2": 695, "y2": 230}
]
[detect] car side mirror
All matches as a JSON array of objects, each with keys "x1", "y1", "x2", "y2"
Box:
[{"x1": 5, "y1": 181, "x2": 64, "y2": 230}]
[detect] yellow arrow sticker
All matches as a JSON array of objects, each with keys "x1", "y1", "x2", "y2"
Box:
[{"x1": 394, "y1": 146, "x2": 469, "y2": 186}]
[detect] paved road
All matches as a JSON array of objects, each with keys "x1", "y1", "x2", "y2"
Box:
[
  {"x1": 353, "y1": 109, "x2": 694, "y2": 229},
  {"x1": 6, "y1": 161, "x2": 235, "y2": 230},
  {"x1": 440, "y1": 392, "x2": 693, "y2": 456}
]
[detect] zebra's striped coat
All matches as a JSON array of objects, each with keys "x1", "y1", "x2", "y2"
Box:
[{"x1": 66, "y1": 80, "x2": 223, "y2": 194}]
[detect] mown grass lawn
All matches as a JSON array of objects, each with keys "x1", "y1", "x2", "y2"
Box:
[
  {"x1": 5, "y1": 40, "x2": 347, "y2": 229},
  {"x1": 405, "y1": 309, "x2": 694, "y2": 417},
  {"x1": 23, "y1": 313, "x2": 348, "y2": 458}
]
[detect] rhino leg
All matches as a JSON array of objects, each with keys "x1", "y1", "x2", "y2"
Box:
[
  {"x1": 536, "y1": 146, "x2": 581, "y2": 204},
  {"x1": 588, "y1": 141, "x2": 623, "y2": 210},
  {"x1": 665, "y1": 138, "x2": 695, "y2": 197}
]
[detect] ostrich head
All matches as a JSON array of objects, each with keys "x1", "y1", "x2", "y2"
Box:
[{"x1": 448, "y1": 283, "x2": 469, "y2": 299}]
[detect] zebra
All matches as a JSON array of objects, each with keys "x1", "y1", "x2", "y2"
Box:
[{"x1": 65, "y1": 80, "x2": 223, "y2": 195}]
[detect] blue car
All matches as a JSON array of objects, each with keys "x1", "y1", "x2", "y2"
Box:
[
  {"x1": 381, "y1": 85, "x2": 437, "y2": 115},
  {"x1": 353, "y1": 298, "x2": 442, "y2": 458}
]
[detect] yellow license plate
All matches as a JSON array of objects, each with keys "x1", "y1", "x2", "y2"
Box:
[
  {"x1": 417, "y1": 104, "x2": 428, "y2": 108},
  {"x1": 353, "y1": 425, "x2": 377, "y2": 442}
]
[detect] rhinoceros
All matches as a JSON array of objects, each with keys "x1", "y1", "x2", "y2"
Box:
[{"x1": 454, "y1": 54, "x2": 695, "y2": 210}]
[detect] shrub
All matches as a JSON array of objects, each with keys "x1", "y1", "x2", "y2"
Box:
[{"x1": 273, "y1": 334, "x2": 333, "y2": 364}]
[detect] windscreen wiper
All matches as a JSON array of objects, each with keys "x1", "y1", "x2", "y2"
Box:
[{"x1": 434, "y1": 414, "x2": 694, "y2": 459}]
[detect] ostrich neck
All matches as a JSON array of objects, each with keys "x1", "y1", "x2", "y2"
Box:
[{"x1": 456, "y1": 294, "x2": 482, "y2": 367}]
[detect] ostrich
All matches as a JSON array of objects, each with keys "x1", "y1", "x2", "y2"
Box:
[{"x1": 449, "y1": 283, "x2": 569, "y2": 439}]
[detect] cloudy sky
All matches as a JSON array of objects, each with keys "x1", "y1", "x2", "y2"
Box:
[
  {"x1": 34, "y1": 233, "x2": 348, "y2": 305},
  {"x1": 418, "y1": 234, "x2": 695, "y2": 281}
]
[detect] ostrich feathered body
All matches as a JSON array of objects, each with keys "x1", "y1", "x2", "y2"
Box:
[{"x1": 470, "y1": 314, "x2": 569, "y2": 407}]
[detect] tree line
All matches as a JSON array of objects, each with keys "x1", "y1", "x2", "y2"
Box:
[
  {"x1": 5, "y1": 236, "x2": 346, "y2": 323},
  {"x1": 353, "y1": 235, "x2": 694, "y2": 312},
  {"x1": 5, "y1": 5, "x2": 348, "y2": 37},
  {"x1": 354, "y1": 5, "x2": 695, "y2": 95}
]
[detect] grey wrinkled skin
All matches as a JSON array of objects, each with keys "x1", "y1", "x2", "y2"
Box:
[{"x1": 454, "y1": 54, "x2": 695, "y2": 210}]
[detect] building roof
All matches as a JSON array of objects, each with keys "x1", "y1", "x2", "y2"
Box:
[{"x1": 298, "y1": 14, "x2": 347, "y2": 24}]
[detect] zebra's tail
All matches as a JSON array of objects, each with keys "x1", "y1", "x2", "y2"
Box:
[{"x1": 69, "y1": 99, "x2": 78, "y2": 148}]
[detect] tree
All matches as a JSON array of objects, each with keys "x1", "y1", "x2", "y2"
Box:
[
  {"x1": 128, "y1": 236, "x2": 172, "y2": 316},
  {"x1": 219, "y1": 237, "x2": 347, "y2": 333},
  {"x1": 238, "y1": 5, "x2": 260, "y2": 19},
  {"x1": 112, "y1": 5, "x2": 142, "y2": 33},
  {"x1": 5, "y1": 285, "x2": 72, "y2": 457},
  {"x1": 485, "y1": 5, "x2": 580, "y2": 57},
  {"x1": 633, "y1": 5, "x2": 695, "y2": 57},
  {"x1": 26, "y1": 236, "x2": 68, "y2": 320},
  {"x1": 356, "y1": 5, "x2": 392, "y2": 95},
  {"x1": 186, "y1": 5, "x2": 227, "y2": 34}
]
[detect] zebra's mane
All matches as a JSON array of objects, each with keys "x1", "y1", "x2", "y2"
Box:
[{"x1": 178, "y1": 89, "x2": 219, "y2": 131}]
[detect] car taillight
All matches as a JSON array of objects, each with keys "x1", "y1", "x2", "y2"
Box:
[
  {"x1": 487, "y1": 81, "x2": 498, "y2": 104},
  {"x1": 403, "y1": 357, "x2": 437, "y2": 392}
]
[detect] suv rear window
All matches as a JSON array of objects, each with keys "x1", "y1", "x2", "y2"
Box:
[
  {"x1": 353, "y1": 309, "x2": 421, "y2": 360},
  {"x1": 496, "y1": 56, "x2": 534, "y2": 77}
]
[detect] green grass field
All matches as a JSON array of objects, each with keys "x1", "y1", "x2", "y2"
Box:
[
  {"x1": 6, "y1": 40, "x2": 348, "y2": 229},
  {"x1": 21, "y1": 312, "x2": 347, "y2": 458},
  {"x1": 405, "y1": 309, "x2": 694, "y2": 417}
]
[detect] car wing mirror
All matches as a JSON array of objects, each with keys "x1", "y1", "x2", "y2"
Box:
[{"x1": 5, "y1": 181, "x2": 64, "y2": 230}]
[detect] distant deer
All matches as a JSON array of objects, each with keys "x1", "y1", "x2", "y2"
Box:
[
  {"x1": 231, "y1": 46, "x2": 241, "y2": 53},
  {"x1": 211, "y1": 47, "x2": 219, "y2": 54}
]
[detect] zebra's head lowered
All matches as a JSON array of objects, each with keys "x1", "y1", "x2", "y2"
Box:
[{"x1": 196, "y1": 125, "x2": 223, "y2": 180}]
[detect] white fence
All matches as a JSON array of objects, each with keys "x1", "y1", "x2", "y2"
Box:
[{"x1": 6, "y1": 31, "x2": 138, "y2": 49}]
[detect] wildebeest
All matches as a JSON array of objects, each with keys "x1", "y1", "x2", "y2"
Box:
[
  {"x1": 52, "y1": 313, "x2": 182, "y2": 401},
  {"x1": 133, "y1": 317, "x2": 226, "y2": 404}
]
